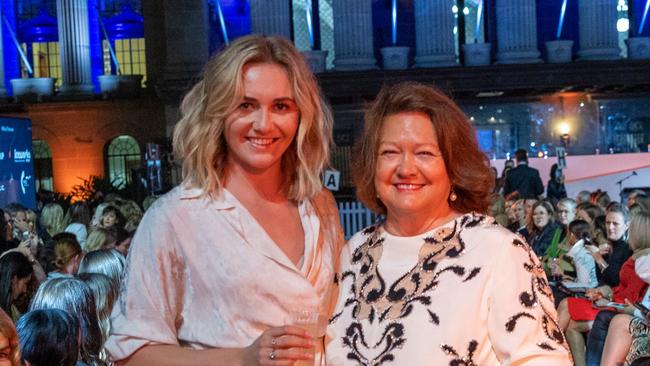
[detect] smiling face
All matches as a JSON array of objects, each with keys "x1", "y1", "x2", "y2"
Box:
[
  {"x1": 374, "y1": 112, "x2": 452, "y2": 221},
  {"x1": 224, "y1": 62, "x2": 300, "y2": 176},
  {"x1": 532, "y1": 205, "x2": 551, "y2": 230}
]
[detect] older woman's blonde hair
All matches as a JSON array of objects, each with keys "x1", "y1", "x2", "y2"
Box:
[
  {"x1": 629, "y1": 211, "x2": 650, "y2": 251},
  {"x1": 40, "y1": 203, "x2": 66, "y2": 236},
  {"x1": 173, "y1": 35, "x2": 333, "y2": 201},
  {"x1": 0, "y1": 307, "x2": 20, "y2": 366},
  {"x1": 354, "y1": 82, "x2": 492, "y2": 215}
]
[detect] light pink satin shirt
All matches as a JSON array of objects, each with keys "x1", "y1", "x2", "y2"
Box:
[{"x1": 106, "y1": 185, "x2": 341, "y2": 361}]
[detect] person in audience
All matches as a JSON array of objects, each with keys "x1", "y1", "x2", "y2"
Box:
[
  {"x1": 487, "y1": 193, "x2": 509, "y2": 227},
  {"x1": 543, "y1": 198, "x2": 579, "y2": 272},
  {"x1": 0, "y1": 253, "x2": 33, "y2": 322},
  {"x1": 90, "y1": 203, "x2": 110, "y2": 229},
  {"x1": 591, "y1": 190, "x2": 611, "y2": 210},
  {"x1": 78, "y1": 273, "x2": 117, "y2": 362},
  {"x1": 577, "y1": 190, "x2": 592, "y2": 205},
  {"x1": 587, "y1": 211, "x2": 650, "y2": 366},
  {"x1": 630, "y1": 196, "x2": 650, "y2": 217},
  {"x1": 64, "y1": 202, "x2": 91, "y2": 248},
  {"x1": 326, "y1": 82, "x2": 571, "y2": 364},
  {"x1": 0, "y1": 209, "x2": 12, "y2": 254},
  {"x1": 503, "y1": 148, "x2": 545, "y2": 200},
  {"x1": 98, "y1": 205, "x2": 123, "y2": 230},
  {"x1": 550, "y1": 220, "x2": 598, "y2": 295},
  {"x1": 3, "y1": 204, "x2": 29, "y2": 244},
  {"x1": 78, "y1": 249, "x2": 126, "y2": 290},
  {"x1": 106, "y1": 35, "x2": 342, "y2": 365},
  {"x1": 547, "y1": 163, "x2": 567, "y2": 206},
  {"x1": 0, "y1": 308, "x2": 20, "y2": 366},
  {"x1": 557, "y1": 206, "x2": 643, "y2": 366},
  {"x1": 16, "y1": 308, "x2": 79, "y2": 366},
  {"x1": 83, "y1": 228, "x2": 116, "y2": 253},
  {"x1": 116, "y1": 200, "x2": 142, "y2": 232},
  {"x1": 591, "y1": 203, "x2": 633, "y2": 288},
  {"x1": 507, "y1": 199, "x2": 529, "y2": 240},
  {"x1": 627, "y1": 190, "x2": 647, "y2": 209},
  {"x1": 557, "y1": 198, "x2": 577, "y2": 228},
  {"x1": 576, "y1": 202, "x2": 605, "y2": 228},
  {"x1": 48, "y1": 236, "x2": 82, "y2": 279},
  {"x1": 528, "y1": 200, "x2": 563, "y2": 257},
  {"x1": 109, "y1": 226, "x2": 132, "y2": 257},
  {"x1": 30, "y1": 277, "x2": 105, "y2": 366},
  {"x1": 39, "y1": 203, "x2": 66, "y2": 241}
]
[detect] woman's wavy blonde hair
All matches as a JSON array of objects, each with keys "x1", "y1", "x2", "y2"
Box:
[
  {"x1": 40, "y1": 203, "x2": 65, "y2": 237},
  {"x1": 173, "y1": 35, "x2": 333, "y2": 201}
]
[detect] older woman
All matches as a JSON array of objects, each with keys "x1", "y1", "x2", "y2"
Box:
[
  {"x1": 325, "y1": 82, "x2": 571, "y2": 365},
  {"x1": 106, "y1": 35, "x2": 343, "y2": 366}
]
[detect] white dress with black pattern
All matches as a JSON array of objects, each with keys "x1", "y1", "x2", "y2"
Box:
[{"x1": 324, "y1": 213, "x2": 572, "y2": 366}]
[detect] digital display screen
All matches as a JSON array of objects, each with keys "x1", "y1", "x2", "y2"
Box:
[{"x1": 0, "y1": 117, "x2": 36, "y2": 209}]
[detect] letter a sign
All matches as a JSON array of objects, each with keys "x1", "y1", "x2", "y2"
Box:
[{"x1": 323, "y1": 169, "x2": 340, "y2": 191}]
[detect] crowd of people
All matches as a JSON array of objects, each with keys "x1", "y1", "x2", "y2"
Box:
[
  {"x1": 490, "y1": 156, "x2": 650, "y2": 366},
  {"x1": 0, "y1": 34, "x2": 648, "y2": 366},
  {"x1": 0, "y1": 196, "x2": 139, "y2": 366}
]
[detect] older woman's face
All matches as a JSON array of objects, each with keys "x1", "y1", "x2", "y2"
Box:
[
  {"x1": 224, "y1": 62, "x2": 299, "y2": 175},
  {"x1": 0, "y1": 333, "x2": 13, "y2": 366},
  {"x1": 532, "y1": 205, "x2": 551, "y2": 229},
  {"x1": 374, "y1": 112, "x2": 451, "y2": 220},
  {"x1": 556, "y1": 203, "x2": 576, "y2": 226}
]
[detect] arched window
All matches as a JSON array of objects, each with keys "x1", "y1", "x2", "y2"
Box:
[
  {"x1": 32, "y1": 139, "x2": 53, "y2": 191},
  {"x1": 106, "y1": 135, "x2": 141, "y2": 189}
]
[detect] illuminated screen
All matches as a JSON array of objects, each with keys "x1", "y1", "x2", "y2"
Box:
[{"x1": 0, "y1": 117, "x2": 36, "y2": 209}]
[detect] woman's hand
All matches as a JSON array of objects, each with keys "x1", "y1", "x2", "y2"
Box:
[{"x1": 243, "y1": 325, "x2": 315, "y2": 366}]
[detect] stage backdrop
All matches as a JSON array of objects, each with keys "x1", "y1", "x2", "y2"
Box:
[{"x1": 0, "y1": 117, "x2": 35, "y2": 209}]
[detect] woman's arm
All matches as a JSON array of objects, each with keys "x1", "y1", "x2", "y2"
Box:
[{"x1": 118, "y1": 325, "x2": 314, "y2": 366}]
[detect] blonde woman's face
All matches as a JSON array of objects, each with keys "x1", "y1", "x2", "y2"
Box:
[{"x1": 224, "y1": 62, "x2": 299, "y2": 175}]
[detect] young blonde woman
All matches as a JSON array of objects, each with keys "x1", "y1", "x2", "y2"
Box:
[
  {"x1": 106, "y1": 35, "x2": 343, "y2": 366},
  {"x1": 48, "y1": 236, "x2": 82, "y2": 279}
]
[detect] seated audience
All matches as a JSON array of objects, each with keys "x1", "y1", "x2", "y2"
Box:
[
  {"x1": 30, "y1": 277, "x2": 105, "y2": 366},
  {"x1": 0, "y1": 253, "x2": 33, "y2": 322},
  {"x1": 16, "y1": 308, "x2": 79, "y2": 366},
  {"x1": 77, "y1": 249, "x2": 126, "y2": 290},
  {"x1": 528, "y1": 200, "x2": 562, "y2": 256},
  {"x1": 48, "y1": 236, "x2": 83, "y2": 279}
]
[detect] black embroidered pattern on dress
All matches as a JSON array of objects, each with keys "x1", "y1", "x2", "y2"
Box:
[
  {"x1": 440, "y1": 340, "x2": 479, "y2": 366},
  {"x1": 506, "y1": 237, "x2": 568, "y2": 351},
  {"x1": 336, "y1": 214, "x2": 489, "y2": 365}
]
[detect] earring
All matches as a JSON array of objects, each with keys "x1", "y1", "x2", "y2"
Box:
[{"x1": 449, "y1": 190, "x2": 457, "y2": 202}]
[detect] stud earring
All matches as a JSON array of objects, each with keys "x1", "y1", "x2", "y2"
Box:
[{"x1": 449, "y1": 190, "x2": 458, "y2": 202}]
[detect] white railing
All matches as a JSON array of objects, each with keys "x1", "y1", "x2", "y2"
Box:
[{"x1": 337, "y1": 201, "x2": 380, "y2": 239}]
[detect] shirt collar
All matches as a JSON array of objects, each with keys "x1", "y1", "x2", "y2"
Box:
[{"x1": 178, "y1": 184, "x2": 236, "y2": 210}]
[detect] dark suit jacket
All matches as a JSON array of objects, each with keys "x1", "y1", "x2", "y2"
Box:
[{"x1": 503, "y1": 164, "x2": 544, "y2": 199}]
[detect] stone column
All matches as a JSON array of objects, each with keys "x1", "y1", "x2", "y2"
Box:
[
  {"x1": 56, "y1": 0, "x2": 94, "y2": 94},
  {"x1": 332, "y1": 0, "x2": 376, "y2": 70},
  {"x1": 577, "y1": 0, "x2": 620, "y2": 60},
  {"x1": 414, "y1": 0, "x2": 457, "y2": 67},
  {"x1": 495, "y1": 0, "x2": 542, "y2": 64},
  {"x1": 250, "y1": 0, "x2": 291, "y2": 39}
]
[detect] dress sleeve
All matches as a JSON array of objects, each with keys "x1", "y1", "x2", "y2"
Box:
[
  {"x1": 105, "y1": 202, "x2": 185, "y2": 361},
  {"x1": 487, "y1": 231, "x2": 573, "y2": 365}
]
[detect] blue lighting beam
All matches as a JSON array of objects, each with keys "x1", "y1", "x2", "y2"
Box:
[
  {"x1": 306, "y1": 0, "x2": 314, "y2": 49},
  {"x1": 216, "y1": 0, "x2": 229, "y2": 45},
  {"x1": 640, "y1": 0, "x2": 650, "y2": 34},
  {"x1": 556, "y1": 0, "x2": 568, "y2": 39},
  {"x1": 391, "y1": 0, "x2": 397, "y2": 45},
  {"x1": 476, "y1": 0, "x2": 484, "y2": 41},
  {"x1": 2, "y1": 15, "x2": 33, "y2": 75}
]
